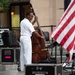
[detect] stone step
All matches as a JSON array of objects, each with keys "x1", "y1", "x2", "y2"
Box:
[
  {"x1": 0, "y1": 70, "x2": 25, "y2": 75},
  {"x1": 48, "y1": 47, "x2": 68, "y2": 63},
  {"x1": 0, "y1": 70, "x2": 18, "y2": 75},
  {"x1": 0, "y1": 64, "x2": 24, "y2": 75},
  {"x1": 48, "y1": 47, "x2": 68, "y2": 56},
  {"x1": 52, "y1": 55, "x2": 68, "y2": 63},
  {"x1": 0, "y1": 64, "x2": 18, "y2": 71}
]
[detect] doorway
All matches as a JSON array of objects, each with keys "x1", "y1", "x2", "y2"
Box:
[{"x1": 8, "y1": 1, "x2": 31, "y2": 41}]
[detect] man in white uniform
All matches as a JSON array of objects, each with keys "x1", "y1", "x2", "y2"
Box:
[{"x1": 19, "y1": 11, "x2": 44, "y2": 71}]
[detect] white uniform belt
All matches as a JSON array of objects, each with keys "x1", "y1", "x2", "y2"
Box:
[{"x1": 21, "y1": 35, "x2": 31, "y2": 38}]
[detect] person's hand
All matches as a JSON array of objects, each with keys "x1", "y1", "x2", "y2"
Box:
[
  {"x1": 40, "y1": 35, "x2": 45, "y2": 39},
  {"x1": 32, "y1": 16, "x2": 38, "y2": 25},
  {"x1": 34, "y1": 16, "x2": 38, "y2": 22}
]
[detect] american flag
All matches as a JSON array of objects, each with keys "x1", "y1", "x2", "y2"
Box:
[{"x1": 51, "y1": 0, "x2": 75, "y2": 62}]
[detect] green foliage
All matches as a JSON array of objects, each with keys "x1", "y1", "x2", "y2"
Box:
[{"x1": 0, "y1": 0, "x2": 10, "y2": 13}]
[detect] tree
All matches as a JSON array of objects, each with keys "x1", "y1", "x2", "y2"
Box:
[{"x1": 0, "y1": 0, "x2": 10, "y2": 13}]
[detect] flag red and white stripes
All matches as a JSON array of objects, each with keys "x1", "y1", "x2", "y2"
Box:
[{"x1": 51, "y1": 0, "x2": 75, "y2": 62}]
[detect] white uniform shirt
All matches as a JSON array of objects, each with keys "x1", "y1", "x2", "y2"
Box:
[
  {"x1": 20, "y1": 18, "x2": 35, "y2": 37},
  {"x1": 20, "y1": 18, "x2": 35, "y2": 70}
]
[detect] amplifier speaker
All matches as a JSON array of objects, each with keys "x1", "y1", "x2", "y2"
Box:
[
  {"x1": 1, "y1": 48, "x2": 14, "y2": 63},
  {"x1": 1, "y1": 47, "x2": 20, "y2": 64},
  {"x1": 25, "y1": 64, "x2": 62, "y2": 75},
  {"x1": 2, "y1": 31, "x2": 19, "y2": 47}
]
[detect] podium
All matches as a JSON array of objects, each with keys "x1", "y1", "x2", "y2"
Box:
[{"x1": 25, "y1": 64, "x2": 62, "y2": 75}]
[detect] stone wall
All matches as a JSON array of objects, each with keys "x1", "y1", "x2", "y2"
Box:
[{"x1": 30, "y1": 0, "x2": 64, "y2": 26}]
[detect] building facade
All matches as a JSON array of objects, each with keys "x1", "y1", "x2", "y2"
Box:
[{"x1": 0, "y1": 0, "x2": 71, "y2": 40}]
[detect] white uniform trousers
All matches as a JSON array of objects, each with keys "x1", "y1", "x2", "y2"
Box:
[{"x1": 20, "y1": 36, "x2": 32, "y2": 71}]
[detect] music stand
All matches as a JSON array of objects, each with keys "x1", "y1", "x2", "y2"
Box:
[
  {"x1": 50, "y1": 42, "x2": 57, "y2": 64},
  {"x1": 48, "y1": 41, "x2": 60, "y2": 62}
]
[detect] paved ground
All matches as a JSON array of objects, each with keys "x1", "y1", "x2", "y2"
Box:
[
  {"x1": 0, "y1": 64, "x2": 75, "y2": 75},
  {"x1": 0, "y1": 70, "x2": 25, "y2": 75},
  {"x1": 0, "y1": 64, "x2": 24, "y2": 75},
  {"x1": 0, "y1": 69, "x2": 74, "y2": 75}
]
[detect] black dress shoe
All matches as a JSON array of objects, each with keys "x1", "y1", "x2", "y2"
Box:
[{"x1": 17, "y1": 67, "x2": 21, "y2": 71}]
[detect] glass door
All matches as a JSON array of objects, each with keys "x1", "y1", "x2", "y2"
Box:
[
  {"x1": 11, "y1": 6, "x2": 20, "y2": 28},
  {"x1": 9, "y1": 2, "x2": 30, "y2": 41}
]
